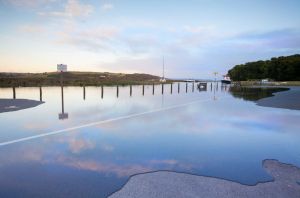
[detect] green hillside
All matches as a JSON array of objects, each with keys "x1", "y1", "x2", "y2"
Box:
[{"x1": 0, "y1": 71, "x2": 161, "y2": 87}]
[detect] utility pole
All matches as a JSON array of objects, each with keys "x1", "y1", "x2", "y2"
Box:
[{"x1": 213, "y1": 72, "x2": 218, "y2": 83}]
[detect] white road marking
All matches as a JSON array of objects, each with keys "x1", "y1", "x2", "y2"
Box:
[{"x1": 0, "y1": 96, "x2": 228, "y2": 147}]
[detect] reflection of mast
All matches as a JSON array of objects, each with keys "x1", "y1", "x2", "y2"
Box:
[{"x1": 161, "y1": 92, "x2": 165, "y2": 108}]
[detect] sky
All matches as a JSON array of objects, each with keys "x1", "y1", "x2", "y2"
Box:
[{"x1": 0, "y1": 0, "x2": 300, "y2": 78}]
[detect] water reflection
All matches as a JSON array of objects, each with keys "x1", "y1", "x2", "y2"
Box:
[
  {"x1": 59, "y1": 85, "x2": 68, "y2": 120},
  {"x1": 0, "y1": 85, "x2": 299, "y2": 198},
  {"x1": 229, "y1": 86, "x2": 289, "y2": 101}
]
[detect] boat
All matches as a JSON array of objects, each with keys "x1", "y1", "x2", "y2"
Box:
[
  {"x1": 221, "y1": 75, "x2": 231, "y2": 84},
  {"x1": 197, "y1": 82, "x2": 207, "y2": 91}
]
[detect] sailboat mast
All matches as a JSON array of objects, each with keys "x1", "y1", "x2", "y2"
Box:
[{"x1": 163, "y1": 56, "x2": 165, "y2": 79}]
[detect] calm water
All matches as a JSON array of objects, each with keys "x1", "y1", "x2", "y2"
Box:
[{"x1": 0, "y1": 83, "x2": 300, "y2": 197}]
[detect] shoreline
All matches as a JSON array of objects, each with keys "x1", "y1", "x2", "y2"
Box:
[
  {"x1": 237, "y1": 81, "x2": 300, "y2": 86},
  {"x1": 0, "y1": 99, "x2": 44, "y2": 113}
]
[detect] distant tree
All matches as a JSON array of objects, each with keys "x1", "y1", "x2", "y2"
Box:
[{"x1": 228, "y1": 54, "x2": 300, "y2": 81}]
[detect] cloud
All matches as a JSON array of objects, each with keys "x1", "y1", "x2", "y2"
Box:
[
  {"x1": 57, "y1": 26, "x2": 122, "y2": 53},
  {"x1": 67, "y1": 137, "x2": 95, "y2": 154},
  {"x1": 183, "y1": 25, "x2": 214, "y2": 34},
  {"x1": 57, "y1": 156, "x2": 153, "y2": 177},
  {"x1": 101, "y1": 3, "x2": 114, "y2": 11},
  {"x1": 38, "y1": 0, "x2": 93, "y2": 18},
  {"x1": 231, "y1": 28, "x2": 300, "y2": 50},
  {"x1": 19, "y1": 24, "x2": 45, "y2": 33},
  {"x1": 4, "y1": 0, "x2": 56, "y2": 8}
]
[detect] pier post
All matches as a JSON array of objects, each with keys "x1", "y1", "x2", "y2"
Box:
[
  {"x1": 39, "y1": 86, "x2": 42, "y2": 101},
  {"x1": 83, "y1": 86, "x2": 86, "y2": 100},
  {"x1": 142, "y1": 84, "x2": 145, "y2": 96},
  {"x1": 192, "y1": 82, "x2": 194, "y2": 92},
  {"x1": 211, "y1": 83, "x2": 213, "y2": 91},
  {"x1": 162, "y1": 83, "x2": 164, "y2": 95},
  {"x1": 130, "y1": 85, "x2": 132, "y2": 96},
  {"x1": 170, "y1": 83, "x2": 173, "y2": 94},
  {"x1": 13, "y1": 86, "x2": 16, "y2": 99},
  {"x1": 101, "y1": 85, "x2": 104, "y2": 99},
  {"x1": 186, "y1": 82, "x2": 188, "y2": 93},
  {"x1": 178, "y1": 83, "x2": 180, "y2": 93},
  {"x1": 152, "y1": 83, "x2": 155, "y2": 95},
  {"x1": 117, "y1": 85, "x2": 119, "y2": 98}
]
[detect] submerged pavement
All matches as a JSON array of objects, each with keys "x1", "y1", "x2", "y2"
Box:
[
  {"x1": 109, "y1": 160, "x2": 300, "y2": 198},
  {"x1": 0, "y1": 99, "x2": 44, "y2": 113}
]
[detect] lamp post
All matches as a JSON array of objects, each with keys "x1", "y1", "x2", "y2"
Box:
[{"x1": 213, "y1": 72, "x2": 218, "y2": 83}]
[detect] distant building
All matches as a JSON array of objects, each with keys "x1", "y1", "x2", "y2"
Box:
[
  {"x1": 57, "y1": 64, "x2": 67, "y2": 72},
  {"x1": 261, "y1": 79, "x2": 270, "y2": 84}
]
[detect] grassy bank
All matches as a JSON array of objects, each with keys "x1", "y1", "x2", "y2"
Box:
[
  {"x1": 0, "y1": 72, "x2": 173, "y2": 87},
  {"x1": 237, "y1": 81, "x2": 300, "y2": 86}
]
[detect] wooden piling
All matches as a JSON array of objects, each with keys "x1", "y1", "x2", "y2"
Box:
[
  {"x1": 13, "y1": 87, "x2": 16, "y2": 99},
  {"x1": 83, "y1": 86, "x2": 86, "y2": 100},
  {"x1": 152, "y1": 83, "x2": 155, "y2": 95},
  {"x1": 39, "y1": 86, "x2": 42, "y2": 101},
  {"x1": 130, "y1": 85, "x2": 132, "y2": 96},
  {"x1": 178, "y1": 83, "x2": 180, "y2": 93},
  {"x1": 141, "y1": 84, "x2": 144, "y2": 96},
  {"x1": 117, "y1": 85, "x2": 119, "y2": 98},
  {"x1": 162, "y1": 83, "x2": 164, "y2": 94},
  {"x1": 101, "y1": 85, "x2": 104, "y2": 99},
  {"x1": 170, "y1": 83, "x2": 173, "y2": 94},
  {"x1": 186, "y1": 82, "x2": 188, "y2": 93},
  {"x1": 192, "y1": 82, "x2": 194, "y2": 92}
]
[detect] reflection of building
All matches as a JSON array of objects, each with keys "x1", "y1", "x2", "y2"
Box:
[{"x1": 59, "y1": 112, "x2": 68, "y2": 120}]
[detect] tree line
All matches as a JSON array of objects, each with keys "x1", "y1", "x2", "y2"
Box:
[{"x1": 228, "y1": 54, "x2": 300, "y2": 81}]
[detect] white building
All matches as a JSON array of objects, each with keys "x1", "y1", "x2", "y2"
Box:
[{"x1": 57, "y1": 64, "x2": 67, "y2": 72}]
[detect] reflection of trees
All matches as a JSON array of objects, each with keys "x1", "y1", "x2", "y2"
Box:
[{"x1": 229, "y1": 87, "x2": 289, "y2": 101}]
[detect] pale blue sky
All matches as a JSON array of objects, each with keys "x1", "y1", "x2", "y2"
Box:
[{"x1": 0, "y1": 0, "x2": 299, "y2": 78}]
